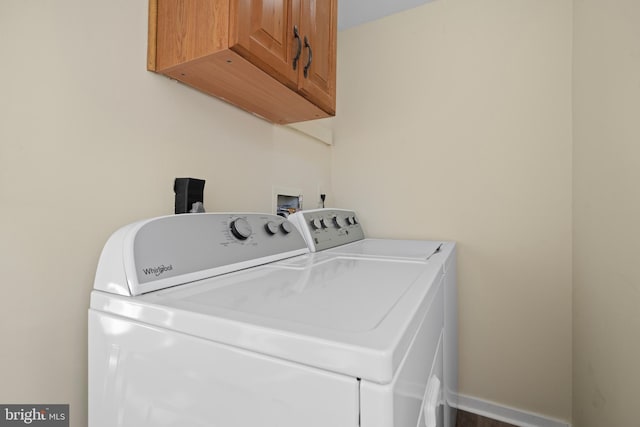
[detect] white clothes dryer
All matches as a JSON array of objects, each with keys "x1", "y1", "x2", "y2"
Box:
[
  {"x1": 289, "y1": 208, "x2": 458, "y2": 427},
  {"x1": 88, "y1": 212, "x2": 448, "y2": 427}
]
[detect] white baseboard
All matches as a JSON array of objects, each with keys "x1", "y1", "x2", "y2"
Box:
[{"x1": 456, "y1": 394, "x2": 571, "y2": 427}]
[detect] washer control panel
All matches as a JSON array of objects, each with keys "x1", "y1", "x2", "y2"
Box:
[
  {"x1": 94, "y1": 213, "x2": 309, "y2": 296},
  {"x1": 288, "y1": 208, "x2": 365, "y2": 252}
]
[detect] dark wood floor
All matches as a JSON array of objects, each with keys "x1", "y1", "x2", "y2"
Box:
[{"x1": 456, "y1": 410, "x2": 519, "y2": 427}]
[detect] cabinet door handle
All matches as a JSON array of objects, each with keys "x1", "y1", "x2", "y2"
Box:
[
  {"x1": 303, "y1": 36, "x2": 313, "y2": 78},
  {"x1": 292, "y1": 26, "x2": 302, "y2": 70}
]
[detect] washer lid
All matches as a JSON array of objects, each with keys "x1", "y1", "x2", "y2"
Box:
[
  {"x1": 91, "y1": 254, "x2": 444, "y2": 383},
  {"x1": 147, "y1": 256, "x2": 424, "y2": 333}
]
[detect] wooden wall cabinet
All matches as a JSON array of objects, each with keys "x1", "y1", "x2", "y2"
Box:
[{"x1": 148, "y1": 0, "x2": 337, "y2": 125}]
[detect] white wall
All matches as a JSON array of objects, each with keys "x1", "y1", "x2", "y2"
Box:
[
  {"x1": 331, "y1": 0, "x2": 572, "y2": 422},
  {"x1": 573, "y1": 1, "x2": 640, "y2": 425},
  {"x1": 0, "y1": 1, "x2": 331, "y2": 425}
]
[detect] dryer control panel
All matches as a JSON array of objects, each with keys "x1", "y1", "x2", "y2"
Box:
[
  {"x1": 94, "y1": 213, "x2": 309, "y2": 296},
  {"x1": 288, "y1": 208, "x2": 365, "y2": 252}
]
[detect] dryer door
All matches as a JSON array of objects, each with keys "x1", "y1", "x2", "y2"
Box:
[
  {"x1": 416, "y1": 332, "x2": 444, "y2": 427},
  {"x1": 359, "y1": 277, "x2": 444, "y2": 427}
]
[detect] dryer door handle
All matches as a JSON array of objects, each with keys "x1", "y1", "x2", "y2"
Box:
[{"x1": 423, "y1": 374, "x2": 441, "y2": 427}]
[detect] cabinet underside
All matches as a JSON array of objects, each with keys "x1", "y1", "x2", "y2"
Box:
[{"x1": 159, "y1": 51, "x2": 330, "y2": 124}]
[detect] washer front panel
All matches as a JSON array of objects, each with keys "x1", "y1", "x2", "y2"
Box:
[{"x1": 89, "y1": 310, "x2": 360, "y2": 427}]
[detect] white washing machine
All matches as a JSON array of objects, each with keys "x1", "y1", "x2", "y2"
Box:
[
  {"x1": 289, "y1": 208, "x2": 458, "y2": 427},
  {"x1": 89, "y1": 212, "x2": 448, "y2": 427}
]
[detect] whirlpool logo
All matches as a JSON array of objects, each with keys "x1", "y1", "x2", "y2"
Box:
[{"x1": 142, "y1": 264, "x2": 173, "y2": 277}]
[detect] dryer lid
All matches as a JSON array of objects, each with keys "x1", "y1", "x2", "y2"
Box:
[{"x1": 326, "y1": 239, "x2": 444, "y2": 261}]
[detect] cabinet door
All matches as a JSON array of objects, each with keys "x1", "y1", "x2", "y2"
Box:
[
  {"x1": 230, "y1": 0, "x2": 300, "y2": 91},
  {"x1": 298, "y1": 0, "x2": 337, "y2": 115}
]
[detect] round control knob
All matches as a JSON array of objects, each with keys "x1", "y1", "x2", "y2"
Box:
[
  {"x1": 320, "y1": 218, "x2": 328, "y2": 229},
  {"x1": 311, "y1": 218, "x2": 322, "y2": 229},
  {"x1": 333, "y1": 215, "x2": 345, "y2": 229},
  {"x1": 230, "y1": 218, "x2": 252, "y2": 240},
  {"x1": 280, "y1": 221, "x2": 293, "y2": 234},
  {"x1": 351, "y1": 216, "x2": 358, "y2": 225},
  {"x1": 265, "y1": 221, "x2": 279, "y2": 235}
]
